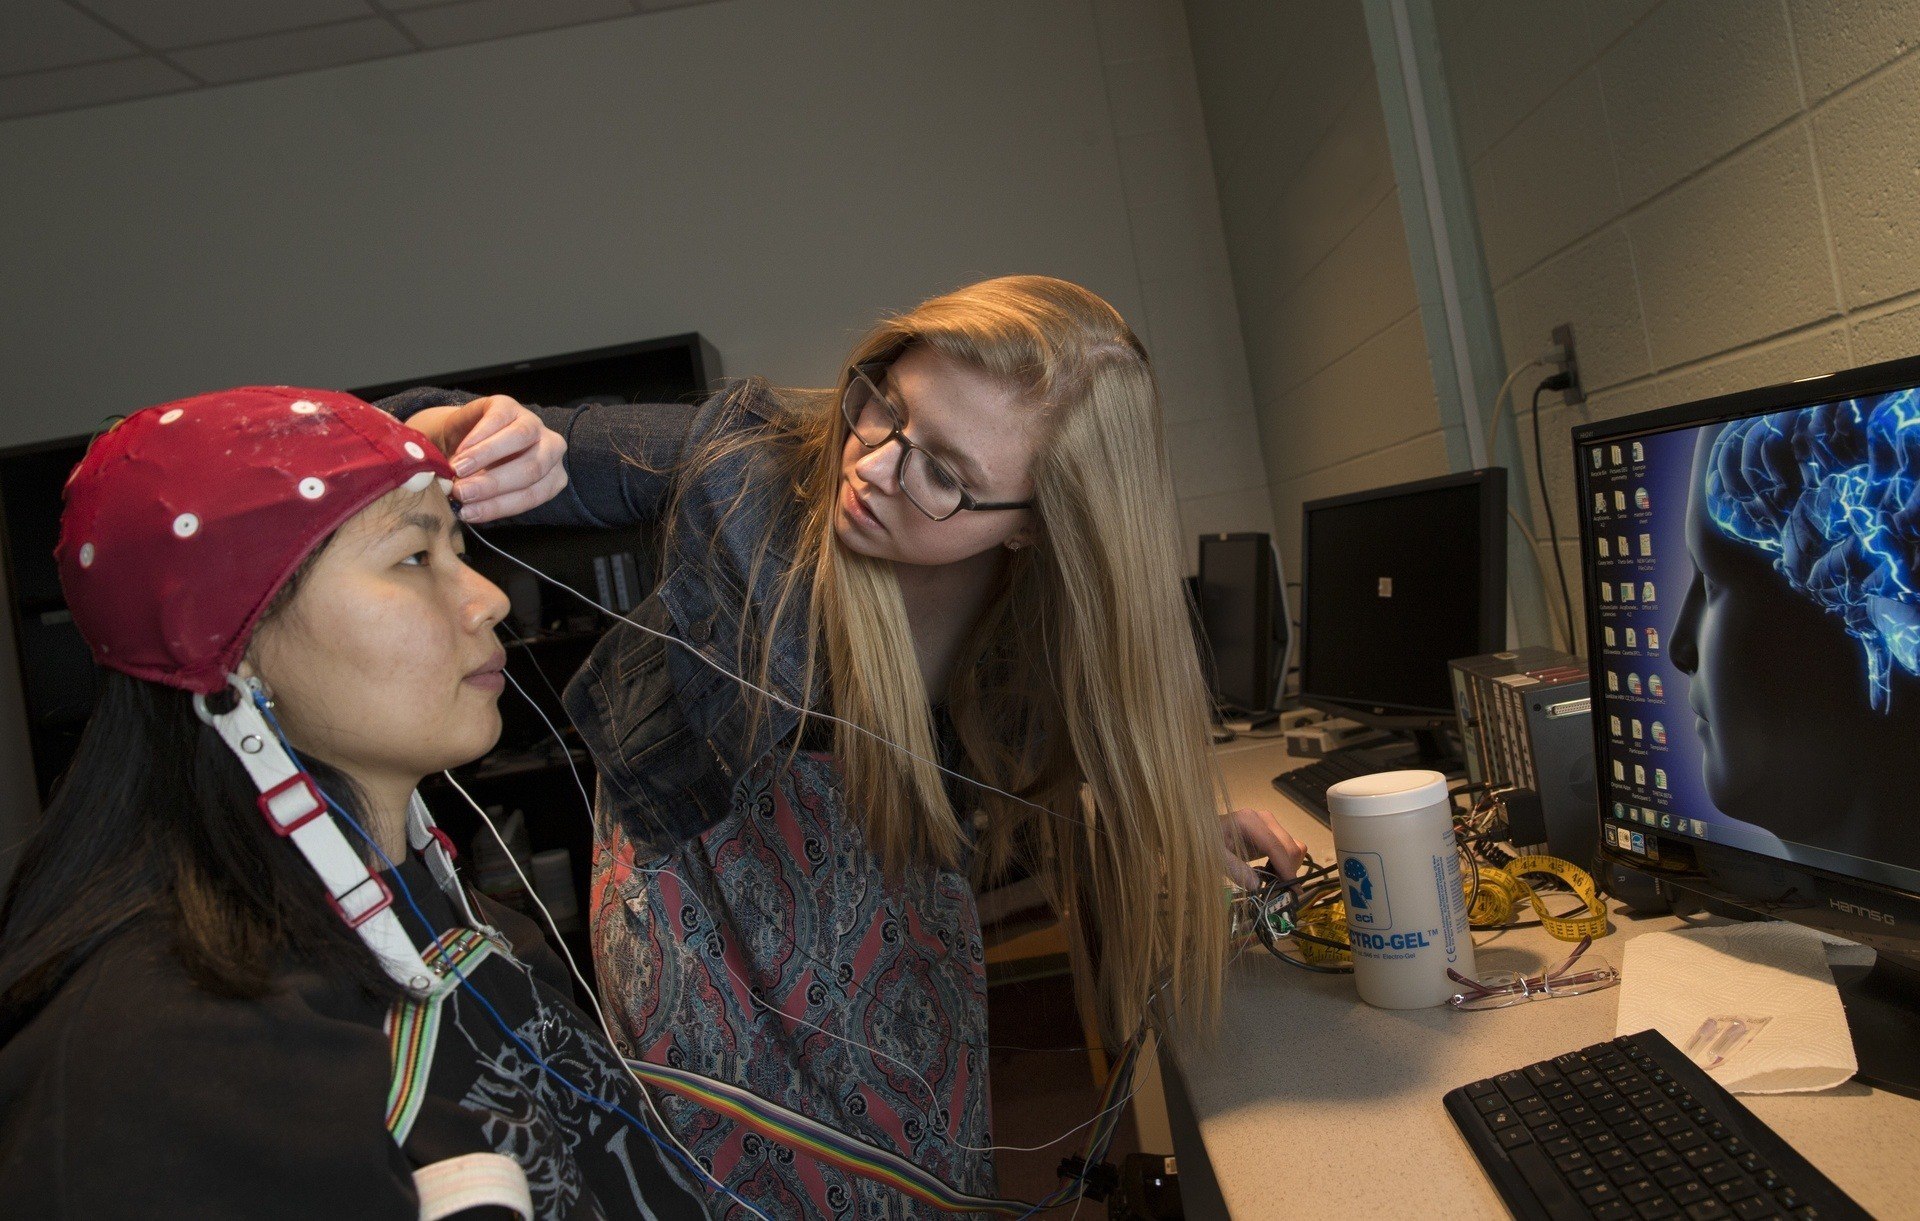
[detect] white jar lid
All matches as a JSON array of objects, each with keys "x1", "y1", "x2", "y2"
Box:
[{"x1": 1326, "y1": 769, "x2": 1449, "y2": 817}]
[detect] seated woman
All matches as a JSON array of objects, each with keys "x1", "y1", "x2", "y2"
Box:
[{"x1": 0, "y1": 387, "x2": 708, "y2": 1220}]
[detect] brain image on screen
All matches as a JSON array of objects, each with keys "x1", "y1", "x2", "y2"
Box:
[{"x1": 1705, "y1": 390, "x2": 1920, "y2": 711}]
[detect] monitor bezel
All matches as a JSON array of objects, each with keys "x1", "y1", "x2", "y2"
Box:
[
  {"x1": 1573, "y1": 351, "x2": 1920, "y2": 965},
  {"x1": 1296, "y1": 467, "x2": 1508, "y2": 728},
  {"x1": 1196, "y1": 531, "x2": 1290, "y2": 717}
]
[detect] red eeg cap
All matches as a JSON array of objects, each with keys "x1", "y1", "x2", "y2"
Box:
[{"x1": 56, "y1": 386, "x2": 455, "y2": 694}]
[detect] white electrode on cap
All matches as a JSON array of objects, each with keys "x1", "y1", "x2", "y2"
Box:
[{"x1": 1328, "y1": 770, "x2": 1475, "y2": 1009}]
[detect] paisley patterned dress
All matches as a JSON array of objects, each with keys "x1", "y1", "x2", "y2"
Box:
[{"x1": 591, "y1": 751, "x2": 995, "y2": 1218}]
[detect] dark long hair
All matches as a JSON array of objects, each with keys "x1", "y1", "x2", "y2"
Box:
[{"x1": 0, "y1": 574, "x2": 406, "y2": 1036}]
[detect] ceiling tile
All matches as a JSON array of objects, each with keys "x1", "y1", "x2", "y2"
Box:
[
  {"x1": 171, "y1": 17, "x2": 411, "y2": 84},
  {"x1": 0, "y1": 2, "x2": 138, "y2": 75},
  {"x1": 0, "y1": 54, "x2": 191, "y2": 120},
  {"x1": 74, "y1": 0, "x2": 377, "y2": 50},
  {"x1": 396, "y1": 0, "x2": 635, "y2": 49}
]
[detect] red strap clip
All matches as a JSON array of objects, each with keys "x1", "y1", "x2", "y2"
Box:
[
  {"x1": 328, "y1": 874, "x2": 394, "y2": 929},
  {"x1": 258, "y1": 773, "x2": 325, "y2": 836},
  {"x1": 427, "y1": 825, "x2": 458, "y2": 862}
]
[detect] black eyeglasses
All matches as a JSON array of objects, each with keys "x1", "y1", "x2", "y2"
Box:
[{"x1": 840, "y1": 364, "x2": 1035, "y2": 522}]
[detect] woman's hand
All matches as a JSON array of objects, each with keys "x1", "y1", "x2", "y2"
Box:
[
  {"x1": 1222, "y1": 806, "x2": 1308, "y2": 890},
  {"x1": 407, "y1": 395, "x2": 568, "y2": 523}
]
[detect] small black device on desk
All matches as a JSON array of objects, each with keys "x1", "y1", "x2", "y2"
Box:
[
  {"x1": 1270, "y1": 748, "x2": 1379, "y2": 824},
  {"x1": 1446, "y1": 1028, "x2": 1864, "y2": 1219}
]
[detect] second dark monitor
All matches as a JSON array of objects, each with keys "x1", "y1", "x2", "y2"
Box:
[{"x1": 1297, "y1": 468, "x2": 1508, "y2": 727}]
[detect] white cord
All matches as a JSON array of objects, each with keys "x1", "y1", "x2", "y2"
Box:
[
  {"x1": 1484, "y1": 358, "x2": 1545, "y2": 461},
  {"x1": 439, "y1": 770, "x2": 768, "y2": 1221},
  {"x1": 466, "y1": 529, "x2": 1082, "y2": 832}
]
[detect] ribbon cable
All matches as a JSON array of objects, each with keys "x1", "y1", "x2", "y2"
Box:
[{"x1": 628, "y1": 1036, "x2": 1141, "y2": 1215}]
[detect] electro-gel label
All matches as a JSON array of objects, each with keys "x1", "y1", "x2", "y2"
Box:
[{"x1": 1342, "y1": 851, "x2": 1390, "y2": 930}]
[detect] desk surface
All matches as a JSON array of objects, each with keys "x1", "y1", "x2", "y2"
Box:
[{"x1": 1165, "y1": 737, "x2": 1919, "y2": 1219}]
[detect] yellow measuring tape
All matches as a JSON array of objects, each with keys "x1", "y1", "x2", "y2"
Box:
[{"x1": 1288, "y1": 853, "x2": 1608, "y2": 968}]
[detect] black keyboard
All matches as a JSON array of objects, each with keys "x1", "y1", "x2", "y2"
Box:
[
  {"x1": 1270, "y1": 750, "x2": 1376, "y2": 824},
  {"x1": 1447, "y1": 1029, "x2": 1865, "y2": 1220}
]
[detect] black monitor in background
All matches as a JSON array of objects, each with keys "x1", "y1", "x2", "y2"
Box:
[
  {"x1": 1194, "y1": 532, "x2": 1290, "y2": 726},
  {"x1": 1296, "y1": 468, "x2": 1508, "y2": 754},
  {"x1": 1576, "y1": 352, "x2": 1920, "y2": 1098}
]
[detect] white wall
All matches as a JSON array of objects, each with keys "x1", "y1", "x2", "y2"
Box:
[
  {"x1": 1437, "y1": 0, "x2": 1920, "y2": 634},
  {"x1": 0, "y1": 0, "x2": 1266, "y2": 868},
  {"x1": 1183, "y1": 0, "x2": 1445, "y2": 586}
]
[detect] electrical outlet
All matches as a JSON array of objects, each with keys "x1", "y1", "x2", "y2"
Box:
[{"x1": 1550, "y1": 323, "x2": 1585, "y2": 406}]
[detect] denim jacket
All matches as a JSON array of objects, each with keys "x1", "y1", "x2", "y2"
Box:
[{"x1": 382, "y1": 381, "x2": 815, "y2": 849}]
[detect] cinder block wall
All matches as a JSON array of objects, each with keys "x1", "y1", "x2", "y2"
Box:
[
  {"x1": 1438, "y1": 0, "x2": 1920, "y2": 637},
  {"x1": 1184, "y1": 0, "x2": 1446, "y2": 586}
]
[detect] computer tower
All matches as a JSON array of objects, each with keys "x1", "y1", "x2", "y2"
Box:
[{"x1": 1448, "y1": 647, "x2": 1596, "y2": 867}]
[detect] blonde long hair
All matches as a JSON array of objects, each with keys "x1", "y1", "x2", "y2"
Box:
[{"x1": 677, "y1": 276, "x2": 1231, "y2": 1040}]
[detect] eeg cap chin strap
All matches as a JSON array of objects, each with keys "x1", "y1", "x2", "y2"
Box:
[{"x1": 193, "y1": 674, "x2": 475, "y2": 995}]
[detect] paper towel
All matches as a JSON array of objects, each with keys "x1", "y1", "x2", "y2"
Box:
[{"x1": 1615, "y1": 921, "x2": 1859, "y2": 1094}]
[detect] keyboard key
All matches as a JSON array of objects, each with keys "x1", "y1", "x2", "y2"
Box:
[
  {"x1": 1570, "y1": 1068, "x2": 1603, "y2": 1088},
  {"x1": 1496, "y1": 1071, "x2": 1533, "y2": 1102},
  {"x1": 1655, "y1": 1115, "x2": 1692, "y2": 1137},
  {"x1": 1699, "y1": 1161, "x2": 1742, "y2": 1184},
  {"x1": 1525, "y1": 1063, "x2": 1562, "y2": 1087},
  {"x1": 1657, "y1": 1165, "x2": 1696, "y2": 1188},
  {"x1": 1685, "y1": 1202, "x2": 1731, "y2": 1219},
  {"x1": 1722, "y1": 1138, "x2": 1751, "y2": 1158},
  {"x1": 1617, "y1": 1119, "x2": 1652, "y2": 1141},
  {"x1": 1642, "y1": 1148, "x2": 1680, "y2": 1172},
  {"x1": 1628, "y1": 1133, "x2": 1665, "y2": 1157},
  {"x1": 1575, "y1": 1119, "x2": 1607, "y2": 1139},
  {"x1": 1609, "y1": 1163, "x2": 1646, "y2": 1186},
  {"x1": 1475, "y1": 1092, "x2": 1506, "y2": 1114},
  {"x1": 1561, "y1": 1103, "x2": 1596, "y2": 1124},
  {"x1": 1716, "y1": 1179, "x2": 1759, "y2": 1202},
  {"x1": 1523, "y1": 1107, "x2": 1557, "y2": 1130},
  {"x1": 1673, "y1": 1130, "x2": 1709, "y2": 1153},
  {"x1": 1496, "y1": 1126, "x2": 1532, "y2": 1149},
  {"x1": 1534, "y1": 1121, "x2": 1569, "y2": 1141},
  {"x1": 1585, "y1": 1133, "x2": 1622, "y2": 1153},
  {"x1": 1637, "y1": 1202, "x2": 1680, "y2": 1219},
  {"x1": 1566, "y1": 1166, "x2": 1607, "y2": 1191},
  {"x1": 1731, "y1": 1199, "x2": 1778, "y2": 1219},
  {"x1": 1623, "y1": 1179, "x2": 1665, "y2": 1203},
  {"x1": 1597, "y1": 1148, "x2": 1635, "y2": 1171},
  {"x1": 1706, "y1": 1122, "x2": 1731, "y2": 1141},
  {"x1": 1555, "y1": 1150, "x2": 1593, "y2": 1173},
  {"x1": 1466, "y1": 1078, "x2": 1501, "y2": 1099},
  {"x1": 1544, "y1": 1136, "x2": 1580, "y2": 1158},
  {"x1": 1594, "y1": 1203, "x2": 1635, "y2": 1221},
  {"x1": 1486, "y1": 1109, "x2": 1519, "y2": 1130},
  {"x1": 1641, "y1": 1100, "x2": 1678, "y2": 1122},
  {"x1": 1684, "y1": 1146, "x2": 1725, "y2": 1170},
  {"x1": 1671, "y1": 1181, "x2": 1712, "y2": 1206},
  {"x1": 1581, "y1": 1182, "x2": 1624, "y2": 1206}
]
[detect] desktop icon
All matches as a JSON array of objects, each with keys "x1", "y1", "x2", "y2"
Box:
[
  {"x1": 1613, "y1": 760, "x2": 1625, "y2": 781},
  {"x1": 1627, "y1": 673, "x2": 1643, "y2": 696},
  {"x1": 1617, "y1": 534, "x2": 1629, "y2": 557},
  {"x1": 1601, "y1": 581, "x2": 1614, "y2": 603},
  {"x1": 1631, "y1": 718, "x2": 1644, "y2": 740},
  {"x1": 1635, "y1": 487, "x2": 1651, "y2": 511},
  {"x1": 1598, "y1": 537, "x2": 1611, "y2": 558},
  {"x1": 1631, "y1": 832, "x2": 1646, "y2": 854},
  {"x1": 1625, "y1": 627, "x2": 1639, "y2": 649},
  {"x1": 1613, "y1": 800, "x2": 1627, "y2": 818},
  {"x1": 1639, "y1": 532, "x2": 1653, "y2": 557},
  {"x1": 1652, "y1": 721, "x2": 1667, "y2": 746},
  {"x1": 1655, "y1": 768, "x2": 1668, "y2": 790},
  {"x1": 1634, "y1": 764, "x2": 1647, "y2": 786},
  {"x1": 1645, "y1": 627, "x2": 1660, "y2": 652},
  {"x1": 1642, "y1": 580, "x2": 1656, "y2": 603},
  {"x1": 1595, "y1": 492, "x2": 1608, "y2": 514},
  {"x1": 1615, "y1": 490, "x2": 1627, "y2": 512},
  {"x1": 1604, "y1": 626, "x2": 1617, "y2": 647},
  {"x1": 1610, "y1": 444, "x2": 1623, "y2": 466},
  {"x1": 1648, "y1": 674, "x2": 1664, "y2": 699},
  {"x1": 1621, "y1": 582, "x2": 1636, "y2": 603},
  {"x1": 1661, "y1": 812, "x2": 1673, "y2": 831},
  {"x1": 1607, "y1": 670, "x2": 1620, "y2": 691},
  {"x1": 1632, "y1": 441, "x2": 1645, "y2": 463},
  {"x1": 1610, "y1": 715, "x2": 1623, "y2": 737}
]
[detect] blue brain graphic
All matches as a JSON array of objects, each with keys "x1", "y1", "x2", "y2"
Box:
[{"x1": 1706, "y1": 390, "x2": 1920, "y2": 711}]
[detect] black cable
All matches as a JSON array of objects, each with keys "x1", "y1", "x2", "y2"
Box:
[{"x1": 1532, "y1": 378, "x2": 1579, "y2": 650}]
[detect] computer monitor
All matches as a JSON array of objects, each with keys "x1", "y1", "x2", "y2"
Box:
[
  {"x1": 1195, "y1": 532, "x2": 1290, "y2": 722},
  {"x1": 1296, "y1": 469, "x2": 1508, "y2": 735},
  {"x1": 1576, "y1": 353, "x2": 1920, "y2": 1097}
]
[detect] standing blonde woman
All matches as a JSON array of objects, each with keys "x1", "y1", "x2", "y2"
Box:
[{"x1": 394, "y1": 276, "x2": 1304, "y2": 1215}]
